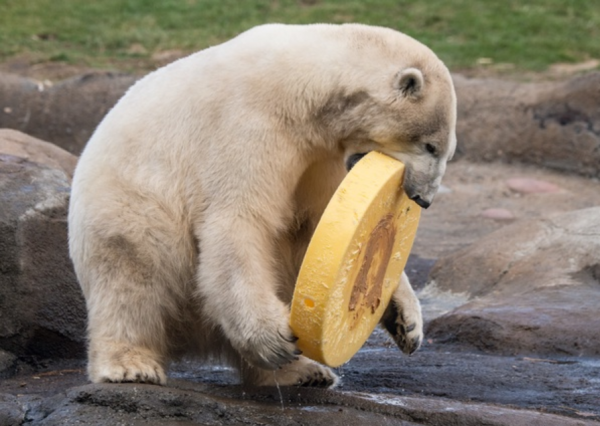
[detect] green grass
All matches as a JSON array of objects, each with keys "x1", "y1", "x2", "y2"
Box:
[{"x1": 1, "y1": 0, "x2": 599, "y2": 73}]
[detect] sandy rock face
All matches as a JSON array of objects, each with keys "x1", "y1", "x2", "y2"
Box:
[
  {"x1": 0, "y1": 151, "x2": 85, "y2": 362},
  {"x1": 1, "y1": 69, "x2": 600, "y2": 172},
  {"x1": 424, "y1": 207, "x2": 600, "y2": 356},
  {"x1": 454, "y1": 72, "x2": 600, "y2": 178},
  {"x1": 0, "y1": 129, "x2": 77, "y2": 178},
  {"x1": 0, "y1": 72, "x2": 136, "y2": 155}
]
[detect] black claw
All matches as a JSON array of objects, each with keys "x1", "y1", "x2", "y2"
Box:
[
  {"x1": 320, "y1": 377, "x2": 332, "y2": 388},
  {"x1": 410, "y1": 336, "x2": 422, "y2": 352},
  {"x1": 279, "y1": 331, "x2": 298, "y2": 343},
  {"x1": 294, "y1": 348, "x2": 303, "y2": 355},
  {"x1": 406, "y1": 323, "x2": 416, "y2": 333}
]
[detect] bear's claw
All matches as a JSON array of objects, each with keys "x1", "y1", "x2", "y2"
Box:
[
  {"x1": 381, "y1": 294, "x2": 424, "y2": 355},
  {"x1": 238, "y1": 321, "x2": 301, "y2": 371}
]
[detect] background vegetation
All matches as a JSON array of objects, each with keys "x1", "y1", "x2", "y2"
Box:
[{"x1": 1, "y1": 0, "x2": 599, "y2": 74}]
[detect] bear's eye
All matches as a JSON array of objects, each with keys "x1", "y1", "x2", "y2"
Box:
[{"x1": 425, "y1": 143, "x2": 437, "y2": 156}]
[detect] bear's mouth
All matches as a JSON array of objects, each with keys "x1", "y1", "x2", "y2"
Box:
[{"x1": 345, "y1": 153, "x2": 368, "y2": 171}]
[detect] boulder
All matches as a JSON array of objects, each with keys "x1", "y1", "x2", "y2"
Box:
[
  {"x1": 0, "y1": 129, "x2": 77, "y2": 178},
  {"x1": 454, "y1": 72, "x2": 600, "y2": 178},
  {"x1": 0, "y1": 72, "x2": 136, "y2": 155},
  {"x1": 0, "y1": 349, "x2": 17, "y2": 379},
  {"x1": 1, "y1": 69, "x2": 600, "y2": 173},
  {"x1": 423, "y1": 207, "x2": 600, "y2": 356},
  {"x1": 0, "y1": 393, "x2": 24, "y2": 426},
  {"x1": 0, "y1": 152, "x2": 85, "y2": 362}
]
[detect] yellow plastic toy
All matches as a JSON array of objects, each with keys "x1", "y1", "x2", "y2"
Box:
[{"x1": 289, "y1": 151, "x2": 421, "y2": 367}]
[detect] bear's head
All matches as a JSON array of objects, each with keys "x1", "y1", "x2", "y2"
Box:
[{"x1": 338, "y1": 64, "x2": 457, "y2": 209}]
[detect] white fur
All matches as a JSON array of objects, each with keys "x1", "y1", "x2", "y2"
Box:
[{"x1": 68, "y1": 23, "x2": 456, "y2": 387}]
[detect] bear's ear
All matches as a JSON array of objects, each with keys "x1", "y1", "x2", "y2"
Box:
[{"x1": 394, "y1": 68, "x2": 424, "y2": 99}]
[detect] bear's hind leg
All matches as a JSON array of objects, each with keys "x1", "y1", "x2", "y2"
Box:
[
  {"x1": 82, "y1": 232, "x2": 190, "y2": 385},
  {"x1": 88, "y1": 339, "x2": 167, "y2": 385},
  {"x1": 85, "y1": 261, "x2": 170, "y2": 384}
]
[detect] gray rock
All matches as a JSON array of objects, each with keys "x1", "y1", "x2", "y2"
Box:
[
  {"x1": 0, "y1": 129, "x2": 77, "y2": 179},
  {"x1": 454, "y1": 72, "x2": 600, "y2": 178},
  {"x1": 424, "y1": 207, "x2": 600, "y2": 356},
  {"x1": 18, "y1": 382, "x2": 596, "y2": 426},
  {"x1": 1, "y1": 69, "x2": 600, "y2": 174},
  {"x1": 0, "y1": 154, "x2": 85, "y2": 361},
  {"x1": 0, "y1": 72, "x2": 136, "y2": 155},
  {"x1": 0, "y1": 393, "x2": 25, "y2": 426},
  {"x1": 0, "y1": 349, "x2": 17, "y2": 379}
]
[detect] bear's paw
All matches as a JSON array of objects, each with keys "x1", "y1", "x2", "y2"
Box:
[
  {"x1": 88, "y1": 343, "x2": 167, "y2": 385},
  {"x1": 253, "y1": 356, "x2": 339, "y2": 388}
]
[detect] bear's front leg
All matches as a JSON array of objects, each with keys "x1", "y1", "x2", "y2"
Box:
[
  {"x1": 196, "y1": 215, "x2": 300, "y2": 370},
  {"x1": 380, "y1": 271, "x2": 424, "y2": 354}
]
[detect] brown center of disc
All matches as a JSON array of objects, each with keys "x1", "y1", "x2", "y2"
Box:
[{"x1": 348, "y1": 213, "x2": 396, "y2": 328}]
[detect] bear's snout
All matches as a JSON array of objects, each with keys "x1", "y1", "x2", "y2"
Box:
[{"x1": 345, "y1": 153, "x2": 368, "y2": 171}]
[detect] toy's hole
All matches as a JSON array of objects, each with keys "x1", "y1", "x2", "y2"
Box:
[{"x1": 304, "y1": 298, "x2": 315, "y2": 308}]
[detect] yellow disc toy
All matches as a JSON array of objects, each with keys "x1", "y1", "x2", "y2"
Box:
[{"x1": 289, "y1": 151, "x2": 421, "y2": 367}]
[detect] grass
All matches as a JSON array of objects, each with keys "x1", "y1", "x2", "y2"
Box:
[{"x1": 1, "y1": 0, "x2": 599, "y2": 73}]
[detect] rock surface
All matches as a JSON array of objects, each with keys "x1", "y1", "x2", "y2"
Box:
[
  {"x1": 0, "y1": 72, "x2": 136, "y2": 154},
  {"x1": 1, "y1": 147, "x2": 599, "y2": 424},
  {"x1": 2, "y1": 380, "x2": 597, "y2": 426},
  {"x1": 0, "y1": 152, "x2": 85, "y2": 362},
  {"x1": 424, "y1": 207, "x2": 600, "y2": 356},
  {"x1": 454, "y1": 72, "x2": 600, "y2": 178},
  {"x1": 1, "y1": 69, "x2": 599, "y2": 175},
  {"x1": 0, "y1": 129, "x2": 77, "y2": 179},
  {"x1": 1, "y1": 69, "x2": 600, "y2": 424}
]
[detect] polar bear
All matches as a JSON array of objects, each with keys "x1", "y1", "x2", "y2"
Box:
[{"x1": 69, "y1": 23, "x2": 456, "y2": 388}]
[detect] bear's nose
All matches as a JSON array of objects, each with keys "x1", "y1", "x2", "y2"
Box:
[
  {"x1": 410, "y1": 194, "x2": 431, "y2": 209},
  {"x1": 346, "y1": 153, "x2": 367, "y2": 171}
]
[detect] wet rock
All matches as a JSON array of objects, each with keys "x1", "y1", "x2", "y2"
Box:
[
  {"x1": 0, "y1": 153, "x2": 85, "y2": 362},
  {"x1": 425, "y1": 207, "x2": 600, "y2": 356},
  {"x1": 0, "y1": 71, "x2": 136, "y2": 154},
  {"x1": 0, "y1": 129, "x2": 77, "y2": 178},
  {"x1": 23, "y1": 383, "x2": 422, "y2": 426},
  {"x1": 14, "y1": 381, "x2": 595, "y2": 426},
  {"x1": 454, "y1": 72, "x2": 600, "y2": 178}
]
